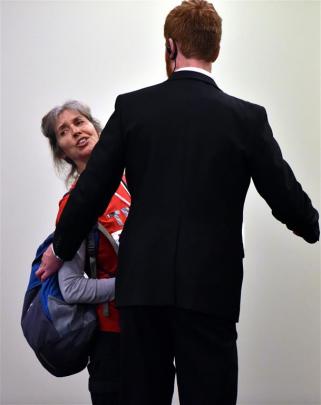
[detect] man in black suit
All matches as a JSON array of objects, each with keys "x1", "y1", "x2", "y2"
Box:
[{"x1": 38, "y1": 1, "x2": 319, "y2": 404}]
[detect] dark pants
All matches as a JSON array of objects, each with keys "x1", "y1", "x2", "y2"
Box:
[
  {"x1": 119, "y1": 307, "x2": 238, "y2": 405},
  {"x1": 88, "y1": 331, "x2": 120, "y2": 405}
]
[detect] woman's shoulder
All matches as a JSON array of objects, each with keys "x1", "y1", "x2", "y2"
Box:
[
  {"x1": 56, "y1": 176, "x2": 130, "y2": 225},
  {"x1": 55, "y1": 181, "x2": 77, "y2": 224},
  {"x1": 101, "y1": 176, "x2": 130, "y2": 217},
  {"x1": 56, "y1": 192, "x2": 70, "y2": 224}
]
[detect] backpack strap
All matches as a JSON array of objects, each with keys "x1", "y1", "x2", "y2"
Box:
[
  {"x1": 85, "y1": 227, "x2": 98, "y2": 279},
  {"x1": 85, "y1": 223, "x2": 119, "y2": 318},
  {"x1": 97, "y1": 223, "x2": 119, "y2": 255},
  {"x1": 121, "y1": 175, "x2": 129, "y2": 194}
]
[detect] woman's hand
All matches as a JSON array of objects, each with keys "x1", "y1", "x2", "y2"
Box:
[{"x1": 35, "y1": 244, "x2": 63, "y2": 282}]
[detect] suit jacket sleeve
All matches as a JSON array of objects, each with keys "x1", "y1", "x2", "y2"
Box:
[
  {"x1": 248, "y1": 106, "x2": 319, "y2": 243},
  {"x1": 53, "y1": 96, "x2": 125, "y2": 260}
]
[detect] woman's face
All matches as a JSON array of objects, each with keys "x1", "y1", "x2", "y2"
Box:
[{"x1": 55, "y1": 109, "x2": 99, "y2": 173}]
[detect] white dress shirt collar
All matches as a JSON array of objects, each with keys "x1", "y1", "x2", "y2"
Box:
[{"x1": 174, "y1": 67, "x2": 213, "y2": 79}]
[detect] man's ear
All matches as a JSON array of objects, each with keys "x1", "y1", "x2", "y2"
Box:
[
  {"x1": 167, "y1": 38, "x2": 177, "y2": 60},
  {"x1": 212, "y1": 45, "x2": 220, "y2": 63}
]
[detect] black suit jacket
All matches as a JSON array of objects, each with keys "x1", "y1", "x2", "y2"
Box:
[{"x1": 54, "y1": 71, "x2": 319, "y2": 321}]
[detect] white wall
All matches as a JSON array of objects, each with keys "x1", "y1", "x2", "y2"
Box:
[{"x1": 1, "y1": 1, "x2": 320, "y2": 404}]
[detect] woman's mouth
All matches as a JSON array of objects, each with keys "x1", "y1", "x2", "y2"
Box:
[{"x1": 77, "y1": 137, "x2": 89, "y2": 147}]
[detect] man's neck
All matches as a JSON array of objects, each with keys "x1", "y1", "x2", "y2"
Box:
[{"x1": 175, "y1": 57, "x2": 212, "y2": 73}]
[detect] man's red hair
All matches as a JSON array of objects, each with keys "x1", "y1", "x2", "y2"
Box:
[{"x1": 164, "y1": 0, "x2": 222, "y2": 62}]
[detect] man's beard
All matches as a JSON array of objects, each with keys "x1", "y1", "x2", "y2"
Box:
[{"x1": 166, "y1": 53, "x2": 174, "y2": 78}]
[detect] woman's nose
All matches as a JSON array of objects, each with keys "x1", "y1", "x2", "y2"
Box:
[{"x1": 71, "y1": 125, "x2": 81, "y2": 137}]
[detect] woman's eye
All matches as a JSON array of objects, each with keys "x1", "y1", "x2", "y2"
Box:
[{"x1": 59, "y1": 129, "x2": 68, "y2": 136}]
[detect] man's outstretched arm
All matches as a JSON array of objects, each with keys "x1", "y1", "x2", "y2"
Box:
[{"x1": 248, "y1": 106, "x2": 319, "y2": 243}]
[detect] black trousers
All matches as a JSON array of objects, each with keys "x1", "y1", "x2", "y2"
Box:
[
  {"x1": 119, "y1": 306, "x2": 238, "y2": 405},
  {"x1": 88, "y1": 331, "x2": 121, "y2": 405}
]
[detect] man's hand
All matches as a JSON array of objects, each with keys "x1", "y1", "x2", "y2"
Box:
[{"x1": 35, "y1": 244, "x2": 63, "y2": 282}]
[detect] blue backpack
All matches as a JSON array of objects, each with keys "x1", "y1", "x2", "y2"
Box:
[{"x1": 21, "y1": 233, "x2": 97, "y2": 377}]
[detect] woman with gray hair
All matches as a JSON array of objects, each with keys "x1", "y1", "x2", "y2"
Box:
[{"x1": 41, "y1": 100, "x2": 131, "y2": 405}]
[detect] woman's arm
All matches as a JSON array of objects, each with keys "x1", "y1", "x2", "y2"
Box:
[{"x1": 58, "y1": 241, "x2": 115, "y2": 304}]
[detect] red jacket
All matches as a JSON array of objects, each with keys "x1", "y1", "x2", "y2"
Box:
[{"x1": 56, "y1": 176, "x2": 130, "y2": 332}]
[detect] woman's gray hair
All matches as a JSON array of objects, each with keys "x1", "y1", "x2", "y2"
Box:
[{"x1": 41, "y1": 100, "x2": 102, "y2": 185}]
